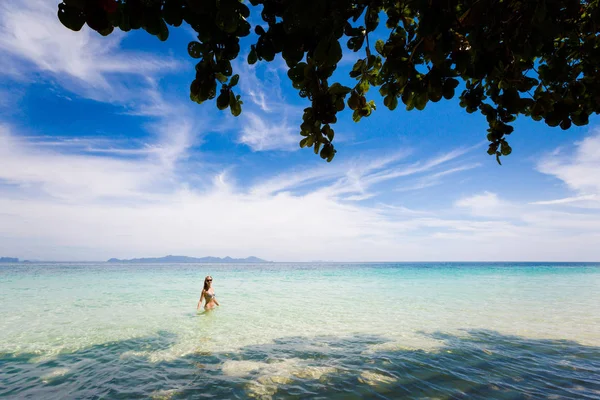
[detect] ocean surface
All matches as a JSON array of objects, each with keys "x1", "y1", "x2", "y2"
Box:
[{"x1": 1, "y1": 262, "x2": 599, "y2": 399}]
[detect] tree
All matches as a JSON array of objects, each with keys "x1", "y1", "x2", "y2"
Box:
[{"x1": 57, "y1": 0, "x2": 600, "y2": 163}]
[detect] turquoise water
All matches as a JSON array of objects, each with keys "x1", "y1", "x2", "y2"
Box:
[{"x1": 1, "y1": 262, "x2": 599, "y2": 399}]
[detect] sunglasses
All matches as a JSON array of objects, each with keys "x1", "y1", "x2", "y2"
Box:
[{"x1": 207, "y1": 279, "x2": 212, "y2": 282}]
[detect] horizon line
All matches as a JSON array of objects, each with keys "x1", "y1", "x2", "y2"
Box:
[{"x1": 2, "y1": 260, "x2": 600, "y2": 264}]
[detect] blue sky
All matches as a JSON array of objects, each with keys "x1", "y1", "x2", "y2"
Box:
[{"x1": 1, "y1": 0, "x2": 599, "y2": 261}]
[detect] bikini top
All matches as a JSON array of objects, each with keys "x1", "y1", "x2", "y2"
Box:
[{"x1": 205, "y1": 291, "x2": 216, "y2": 299}]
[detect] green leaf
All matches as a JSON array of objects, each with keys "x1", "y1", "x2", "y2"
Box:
[
  {"x1": 217, "y1": 91, "x2": 230, "y2": 110},
  {"x1": 215, "y1": 73, "x2": 228, "y2": 83},
  {"x1": 57, "y1": 4, "x2": 85, "y2": 31},
  {"x1": 327, "y1": 149, "x2": 336, "y2": 162},
  {"x1": 357, "y1": 80, "x2": 370, "y2": 95},
  {"x1": 414, "y1": 92, "x2": 428, "y2": 110},
  {"x1": 54, "y1": 0, "x2": 600, "y2": 163},
  {"x1": 327, "y1": 38, "x2": 343, "y2": 66},
  {"x1": 365, "y1": 7, "x2": 379, "y2": 32},
  {"x1": 229, "y1": 92, "x2": 242, "y2": 116},
  {"x1": 560, "y1": 118, "x2": 572, "y2": 130},
  {"x1": 162, "y1": 0, "x2": 183, "y2": 27},
  {"x1": 323, "y1": 125, "x2": 334, "y2": 141},
  {"x1": 63, "y1": 0, "x2": 86, "y2": 9},
  {"x1": 235, "y1": 19, "x2": 251, "y2": 37},
  {"x1": 347, "y1": 91, "x2": 360, "y2": 110},
  {"x1": 447, "y1": 78, "x2": 459, "y2": 89},
  {"x1": 157, "y1": 19, "x2": 169, "y2": 41},
  {"x1": 442, "y1": 86, "x2": 455, "y2": 100},
  {"x1": 384, "y1": 95, "x2": 398, "y2": 110},
  {"x1": 282, "y1": 44, "x2": 303, "y2": 68},
  {"x1": 375, "y1": 39, "x2": 385, "y2": 55},
  {"x1": 571, "y1": 112, "x2": 589, "y2": 126},
  {"x1": 402, "y1": 90, "x2": 414, "y2": 107},
  {"x1": 217, "y1": 59, "x2": 233, "y2": 76},
  {"x1": 329, "y1": 83, "x2": 351, "y2": 95},
  {"x1": 352, "y1": 59, "x2": 365, "y2": 73},
  {"x1": 258, "y1": 39, "x2": 275, "y2": 61},
  {"x1": 500, "y1": 141, "x2": 512, "y2": 156},
  {"x1": 237, "y1": 3, "x2": 250, "y2": 19},
  {"x1": 314, "y1": 35, "x2": 341, "y2": 67},
  {"x1": 248, "y1": 47, "x2": 258, "y2": 64},
  {"x1": 215, "y1": 10, "x2": 238, "y2": 34},
  {"x1": 188, "y1": 42, "x2": 202, "y2": 59}
]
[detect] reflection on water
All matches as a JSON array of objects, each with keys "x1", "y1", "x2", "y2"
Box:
[{"x1": 1, "y1": 330, "x2": 599, "y2": 399}]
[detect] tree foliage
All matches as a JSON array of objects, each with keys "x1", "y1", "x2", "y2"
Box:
[{"x1": 57, "y1": 0, "x2": 600, "y2": 163}]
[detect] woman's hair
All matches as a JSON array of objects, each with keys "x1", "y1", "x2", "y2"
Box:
[{"x1": 203, "y1": 276, "x2": 212, "y2": 291}]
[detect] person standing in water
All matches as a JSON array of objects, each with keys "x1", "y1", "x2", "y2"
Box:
[{"x1": 197, "y1": 275, "x2": 220, "y2": 310}]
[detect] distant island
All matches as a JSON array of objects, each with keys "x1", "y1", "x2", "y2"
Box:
[
  {"x1": 0, "y1": 257, "x2": 19, "y2": 263},
  {"x1": 107, "y1": 255, "x2": 271, "y2": 263}
]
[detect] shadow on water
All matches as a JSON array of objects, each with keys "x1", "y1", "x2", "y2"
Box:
[{"x1": 1, "y1": 329, "x2": 599, "y2": 399}]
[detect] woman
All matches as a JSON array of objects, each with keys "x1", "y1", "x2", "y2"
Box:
[{"x1": 197, "y1": 275, "x2": 220, "y2": 311}]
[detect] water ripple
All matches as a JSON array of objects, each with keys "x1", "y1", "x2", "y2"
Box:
[{"x1": 1, "y1": 330, "x2": 599, "y2": 399}]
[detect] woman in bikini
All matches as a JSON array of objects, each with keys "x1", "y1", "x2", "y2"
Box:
[{"x1": 197, "y1": 275, "x2": 220, "y2": 311}]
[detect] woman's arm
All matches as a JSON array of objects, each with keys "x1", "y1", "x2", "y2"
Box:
[
  {"x1": 214, "y1": 297, "x2": 220, "y2": 306},
  {"x1": 197, "y1": 290, "x2": 205, "y2": 310}
]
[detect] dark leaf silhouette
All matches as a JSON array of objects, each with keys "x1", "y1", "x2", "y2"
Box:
[{"x1": 57, "y1": 0, "x2": 600, "y2": 163}]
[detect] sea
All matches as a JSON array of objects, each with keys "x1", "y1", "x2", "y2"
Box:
[{"x1": 0, "y1": 262, "x2": 599, "y2": 399}]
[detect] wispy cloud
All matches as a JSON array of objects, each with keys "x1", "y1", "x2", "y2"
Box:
[
  {"x1": 537, "y1": 129, "x2": 600, "y2": 201},
  {"x1": 530, "y1": 194, "x2": 597, "y2": 206},
  {"x1": 0, "y1": 0, "x2": 207, "y2": 201},
  {"x1": 454, "y1": 191, "x2": 510, "y2": 218},
  {"x1": 234, "y1": 62, "x2": 303, "y2": 151},
  {"x1": 362, "y1": 145, "x2": 478, "y2": 187},
  {"x1": 252, "y1": 146, "x2": 480, "y2": 203},
  {"x1": 251, "y1": 150, "x2": 412, "y2": 198},
  {"x1": 237, "y1": 57, "x2": 288, "y2": 111},
  {"x1": 0, "y1": 122, "x2": 476, "y2": 261},
  {"x1": 395, "y1": 163, "x2": 481, "y2": 192},
  {"x1": 0, "y1": 0, "x2": 178, "y2": 102},
  {"x1": 238, "y1": 112, "x2": 298, "y2": 151},
  {"x1": 0, "y1": 124, "x2": 182, "y2": 201},
  {"x1": 2, "y1": 125, "x2": 600, "y2": 261},
  {"x1": 2, "y1": 1, "x2": 600, "y2": 262}
]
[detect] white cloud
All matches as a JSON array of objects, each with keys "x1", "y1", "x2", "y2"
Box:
[
  {"x1": 250, "y1": 148, "x2": 479, "y2": 201},
  {"x1": 250, "y1": 161, "x2": 351, "y2": 196},
  {"x1": 363, "y1": 146, "x2": 478, "y2": 187},
  {"x1": 0, "y1": 125, "x2": 477, "y2": 260},
  {"x1": 1, "y1": 1, "x2": 600, "y2": 262},
  {"x1": 234, "y1": 62, "x2": 304, "y2": 152},
  {"x1": 530, "y1": 194, "x2": 597, "y2": 206},
  {"x1": 238, "y1": 62, "x2": 282, "y2": 112},
  {"x1": 395, "y1": 163, "x2": 481, "y2": 192},
  {"x1": 0, "y1": 0, "x2": 207, "y2": 205},
  {"x1": 0, "y1": 0, "x2": 178, "y2": 102},
  {"x1": 537, "y1": 130, "x2": 600, "y2": 199},
  {"x1": 238, "y1": 112, "x2": 298, "y2": 151},
  {"x1": 455, "y1": 191, "x2": 507, "y2": 217},
  {"x1": 4, "y1": 124, "x2": 600, "y2": 262},
  {"x1": 0, "y1": 124, "x2": 177, "y2": 201}
]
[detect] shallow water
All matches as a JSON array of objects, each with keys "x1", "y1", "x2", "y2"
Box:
[{"x1": 1, "y1": 262, "x2": 599, "y2": 399}]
